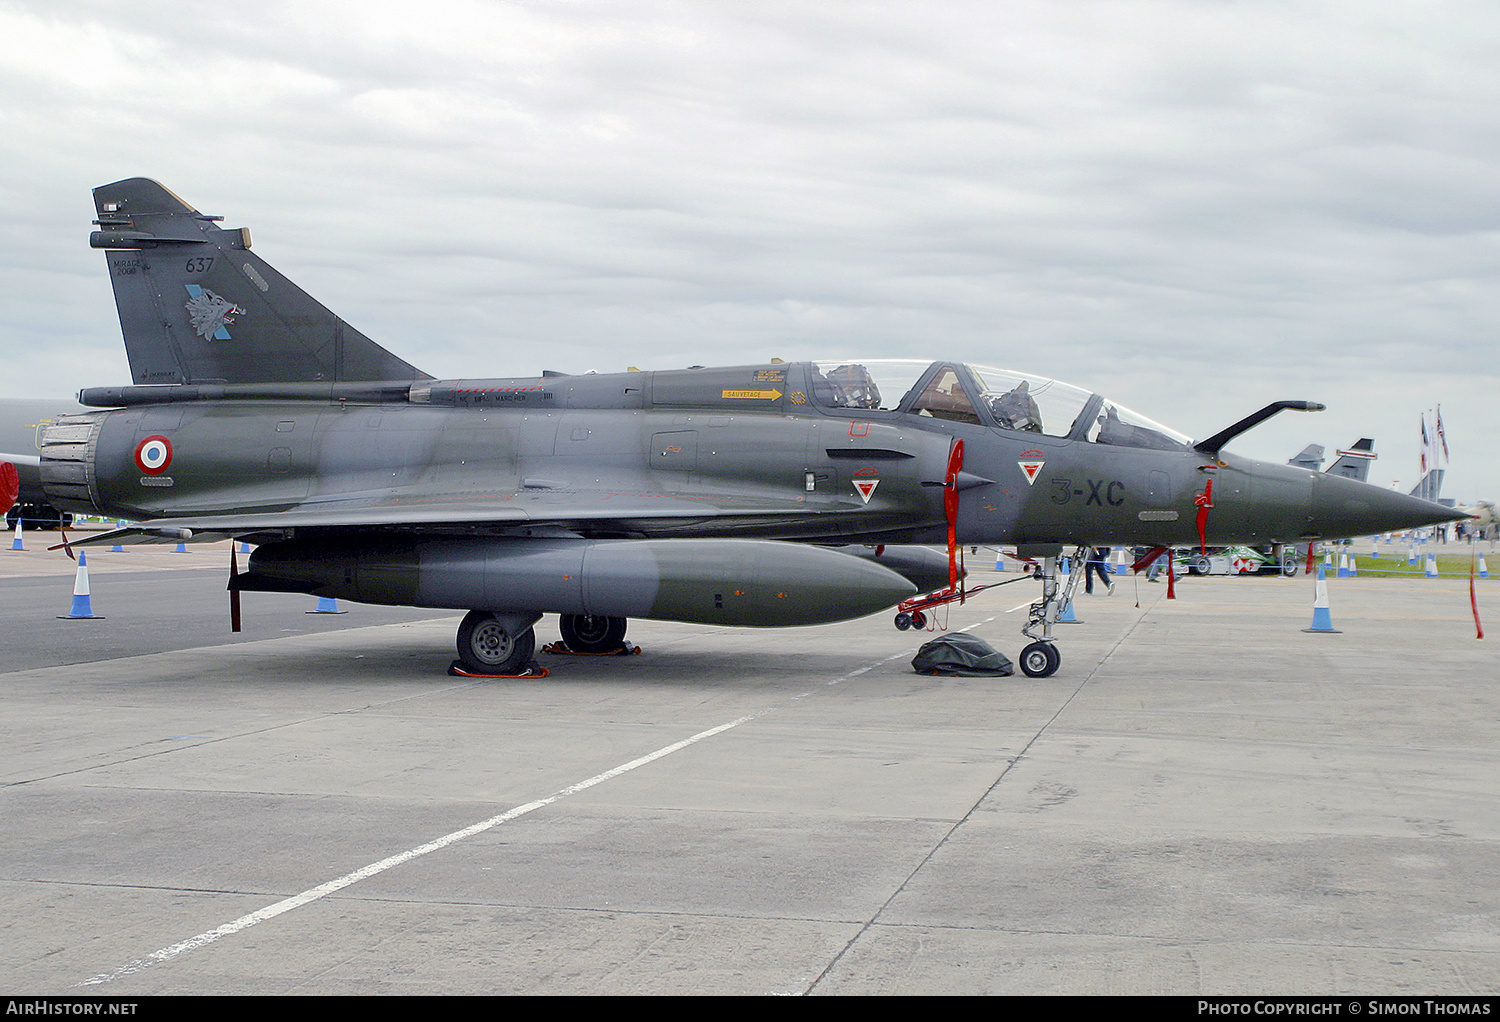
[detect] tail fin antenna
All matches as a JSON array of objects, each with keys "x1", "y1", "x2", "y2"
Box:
[{"x1": 1326, "y1": 438, "x2": 1377, "y2": 483}]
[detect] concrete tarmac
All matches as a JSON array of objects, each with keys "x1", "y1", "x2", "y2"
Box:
[{"x1": 1, "y1": 546, "x2": 1497, "y2": 995}]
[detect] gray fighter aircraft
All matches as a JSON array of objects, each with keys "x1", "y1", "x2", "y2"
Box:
[{"x1": 33, "y1": 178, "x2": 1461, "y2": 678}]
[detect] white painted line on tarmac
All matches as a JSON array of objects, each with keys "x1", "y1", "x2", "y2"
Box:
[{"x1": 78, "y1": 643, "x2": 922, "y2": 988}]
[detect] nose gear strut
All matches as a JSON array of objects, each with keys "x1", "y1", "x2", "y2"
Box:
[{"x1": 1018, "y1": 544, "x2": 1088, "y2": 678}]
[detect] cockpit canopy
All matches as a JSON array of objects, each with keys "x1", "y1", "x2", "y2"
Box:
[{"x1": 810, "y1": 360, "x2": 1191, "y2": 452}]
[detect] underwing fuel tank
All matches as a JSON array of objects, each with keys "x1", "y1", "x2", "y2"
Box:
[{"x1": 236, "y1": 537, "x2": 919, "y2": 627}]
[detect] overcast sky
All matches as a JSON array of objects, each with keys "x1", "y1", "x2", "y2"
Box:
[{"x1": 1, "y1": 0, "x2": 1495, "y2": 499}]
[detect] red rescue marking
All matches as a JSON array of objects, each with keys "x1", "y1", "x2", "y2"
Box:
[{"x1": 1018, "y1": 450, "x2": 1045, "y2": 485}]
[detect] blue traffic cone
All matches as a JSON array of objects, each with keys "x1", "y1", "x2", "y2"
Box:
[
  {"x1": 61, "y1": 552, "x2": 102, "y2": 619},
  {"x1": 1055, "y1": 565, "x2": 1082, "y2": 623},
  {"x1": 1425, "y1": 554, "x2": 1440, "y2": 578},
  {"x1": 174, "y1": 541, "x2": 189, "y2": 553},
  {"x1": 1302, "y1": 566, "x2": 1340, "y2": 633},
  {"x1": 10, "y1": 517, "x2": 22, "y2": 551},
  {"x1": 1056, "y1": 568, "x2": 1081, "y2": 622},
  {"x1": 308, "y1": 596, "x2": 346, "y2": 615},
  {"x1": 1349, "y1": 555, "x2": 1358, "y2": 577},
  {"x1": 1480, "y1": 555, "x2": 1489, "y2": 579},
  {"x1": 1337, "y1": 551, "x2": 1350, "y2": 578}
]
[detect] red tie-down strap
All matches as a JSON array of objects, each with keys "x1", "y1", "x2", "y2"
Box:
[
  {"x1": 1472, "y1": 550, "x2": 1486, "y2": 640},
  {"x1": 1130, "y1": 546, "x2": 1168, "y2": 574},
  {"x1": 945, "y1": 439, "x2": 964, "y2": 594},
  {"x1": 229, "y1": 545, "x2": 242, "y2": 633},
  {"x1": 1194, "y1": 478, "x2": 1214, "y2": 554}
]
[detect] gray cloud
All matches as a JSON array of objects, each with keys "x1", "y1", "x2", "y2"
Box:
[{"x1": 1, "y1": 0, "x2": 1495, "y2": 497}]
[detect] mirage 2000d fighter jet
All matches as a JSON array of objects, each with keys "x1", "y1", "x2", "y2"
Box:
[{"x1": 28, "y1": 179, "x2": 1461, "y2": 678}]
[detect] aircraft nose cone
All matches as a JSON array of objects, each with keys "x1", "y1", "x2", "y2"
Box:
[{"x1": 1309, "y1": 473, "x2": 1462, "y2": 538}]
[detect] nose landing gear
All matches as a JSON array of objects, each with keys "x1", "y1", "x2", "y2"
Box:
[
  {"x1": 1018, "y1": 544, "x2": 1087, "y2": 678},
  {"x1": 1018, "y1": 641, "x2": 1061, "y2": 678}
]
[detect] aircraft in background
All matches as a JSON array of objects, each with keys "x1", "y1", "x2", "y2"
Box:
[
  {"x1": 36, "y1": 179, "x2": 1462, "y2": 677},
  {"x1": 1410, "y1": 468, "x2": 1446, "y2": 503},
  {"x1": 1287, "y1": 438, "x2": 1377, "y2": 482},
  {"x1": 1459, "y1": 501, "x2": 1496, "y2": 541},
  {"x1": 1, "y1": 399, "x2": 87, "y2": 530}
]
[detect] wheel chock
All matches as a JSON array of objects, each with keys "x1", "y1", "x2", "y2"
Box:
[
  {"x1": 540, "y1": 641, "x2": 642, "y2": 656},
  {"x1": 447, "y1": 660, "x2": 550, "y2": 678}
]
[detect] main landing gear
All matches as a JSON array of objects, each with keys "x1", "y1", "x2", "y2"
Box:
[
  {"x1": 558, "y1": 613, "x2": 628, "y2": 654},
  {"x1": 456, "y1": 610, "x2": 540, "y2": 675},
  {"x1": 1017, "y1": 544, "x2": 1088, "y2": 678},
  {"x1": 454, "y1": 611, "x2": 631, "y2": 673}
]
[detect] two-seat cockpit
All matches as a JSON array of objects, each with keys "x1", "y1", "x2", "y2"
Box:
[{"x1": 810, "y1": 360, "x2": 1191, "y2": 452}]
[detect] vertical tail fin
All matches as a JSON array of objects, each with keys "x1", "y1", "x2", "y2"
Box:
[
  {"x1": 90, "y1": 178, "x2": 429, "y2": 385},
  {"x1": 1287, "y1": 444, "x2": 1324, "y2": 472},
  {"x1": 1409, "y1": 469, "x2": 1444, "y2": 501}
]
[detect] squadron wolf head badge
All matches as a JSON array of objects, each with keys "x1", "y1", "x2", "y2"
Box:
[{"x1": 183, "y1": 284, "x2": 245, "y2": 341}]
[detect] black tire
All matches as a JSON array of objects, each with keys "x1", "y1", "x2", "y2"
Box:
[
  {"x1": 558, "y1": 614, "x2": 627, "y2": 653},
  {"x1": 456, "y1": 610, "x2": 536, "y2": 674},
  {"x1": 1192, "y1": 555, "x2": 1211, "y2": 575},
  {"x1": 894, "y1": 612, "x2": 912, "y2": 631},
  {"x1": 910, "y1": 610, "x2": 927, "y2": 629},
  {"x1": 6, "y1": 505, "x2": 63, "y2": 531},
  {"x1": 1019, "y1": 641, "x2": 1060, "y2": 678}
]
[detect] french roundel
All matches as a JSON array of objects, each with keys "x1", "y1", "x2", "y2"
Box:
[{"x1": 134, "y1": 435, "x2": 173, "y2": 475}]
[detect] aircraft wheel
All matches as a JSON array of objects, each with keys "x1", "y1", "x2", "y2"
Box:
[
  {"x1": 457, "y1": 610, "x2": 536, "y2": 674},
  {"x1": 1018, "y1": 641, "x2": 1060, "y2": 678},
  {"x1": 559, "y1": 613, "x2": 627, "y2": 653},
  {"x1": 894, "y1": 612, "x2": 912, "y2": 631}
]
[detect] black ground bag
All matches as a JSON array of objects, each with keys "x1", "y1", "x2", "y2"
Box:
[{"x1": 910, "y1": 632, "x2": 1015, "y2": 677}]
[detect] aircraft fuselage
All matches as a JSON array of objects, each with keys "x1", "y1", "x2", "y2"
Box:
[{"x1": 45, "y1": 360, "x2": 1435, "y2": 553}]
